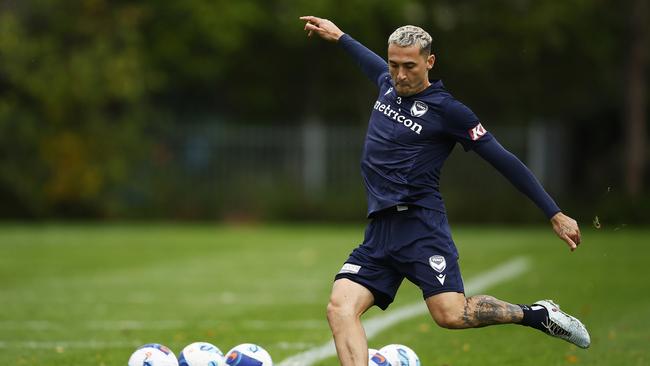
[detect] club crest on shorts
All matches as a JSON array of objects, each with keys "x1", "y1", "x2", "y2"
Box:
[
  {"x1": 410, "y1": 100, "x2": 428, "y2": 117},
  {"x1": 429, "y1": 255, "x2": 446, "y2": 273}
]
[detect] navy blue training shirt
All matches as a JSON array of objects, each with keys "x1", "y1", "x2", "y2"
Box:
[{"x1": 338, "y1": 34, "x2": 561, "y2": 219}]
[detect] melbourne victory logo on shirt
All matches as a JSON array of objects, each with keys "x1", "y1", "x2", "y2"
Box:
[{"x1": 410, "y1": 100, "x2": 428, "y2": 117}]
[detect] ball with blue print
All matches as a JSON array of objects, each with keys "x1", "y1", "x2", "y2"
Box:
[
  {"x1": 368, "y1": 348, "x2": 379, "y2": 363},
  {"x1": 128, "y1": 343, "x2": 179, "y2": 366},
  {"x1": 378, "y1": 344, "x2": 420, "y2": 366},
  {"x1": 225, "y1": 343, "x2": 272, "y2": 366},
  {"x1": 178, "y1": 342, "x2": 227, "y2": 366},
  {"x1": 368, "y1": 349, "x2": 390, "y2": 366}
]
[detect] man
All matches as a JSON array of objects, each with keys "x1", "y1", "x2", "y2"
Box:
[{"x1": 300, "y1": 16, "x2": 590, "y2": 366}]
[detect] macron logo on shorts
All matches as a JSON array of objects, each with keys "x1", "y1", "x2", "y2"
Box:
[
  {"x1": 468, "y1": 122, "x2": 487, "y2": 141},
  {"x1": 339, "y1": 263, "x2": 361, "y2": 274}
]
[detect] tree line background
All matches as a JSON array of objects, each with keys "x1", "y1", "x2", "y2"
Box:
[{"x1": 0, "y1": 0, "x2": 647, "y2": 224}]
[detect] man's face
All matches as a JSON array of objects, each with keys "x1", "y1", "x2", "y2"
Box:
[{"x1": 387, "y1": 43, "x2": 435, "y2": 97}]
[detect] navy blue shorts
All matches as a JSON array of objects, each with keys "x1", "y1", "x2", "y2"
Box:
[{"x1": 335, "y1": 206, "x2": 464, "y2": 310}]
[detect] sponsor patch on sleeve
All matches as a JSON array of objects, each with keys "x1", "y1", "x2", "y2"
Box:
[
  {"x1": 339, "y1": 263, "x2": 361, "y2": 274},
  {"x1": 468, "y1": 122, "x2": 487, "y2": 141}
]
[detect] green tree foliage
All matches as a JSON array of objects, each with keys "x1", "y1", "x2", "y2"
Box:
[
  {"x1": 0, "y1": 0, "x2": 267, "y2": 217},
  {"x1": 0, "y1": 0, "x2": 643, "y2": 219},
  {"x1": 0, "y1": 1, "x2": 155, "y2": 216}
]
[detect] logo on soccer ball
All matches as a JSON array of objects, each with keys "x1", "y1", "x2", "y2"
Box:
[
  {"x1": 227, "y1": 351, "x2": 240, "y2": 363},
  {"x1": 429, "y1": 255, "x2": 446, "y2": 273},
  {"x1": 469, "y1": 122, "x2": 487, "y2": 140},
  {"x1": 379, "y1": 344, "x2": 420, "y2": 366},
  {"x1": 226, "y1": 343, "x2": 272, "y2": 366},
  {"x1": 370, "y1": 353, "x2": 390, "y2": 366},
  {"x1": 410, "y1": 100, "x2": 428, "y2": 117},
  {"x1": 397, "y1": 348, "x2": 411, "y2": 365}
]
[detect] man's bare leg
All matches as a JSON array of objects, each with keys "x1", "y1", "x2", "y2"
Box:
[
  {"x1": 426, "y1": 292, "x2": 522, "y2": 328},
  {"x1": 425, "y1": 292, "x2": 590, "y2": 348},
  {"x1": 327, "y1": 279, "x2": 375, "y2": 366}
]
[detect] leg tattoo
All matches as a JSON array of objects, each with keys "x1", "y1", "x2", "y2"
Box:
[{"x1": 463, "y1": 295, "x2": 523, "y2": 328}]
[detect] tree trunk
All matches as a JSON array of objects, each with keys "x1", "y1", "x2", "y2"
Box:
[{"x1": 624, "y1": 0, "x2": 648, "y2": 196}]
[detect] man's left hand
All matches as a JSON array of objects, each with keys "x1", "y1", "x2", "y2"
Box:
[{"x1": 551, "y1": 212, "x2": 582, "y2": 252}]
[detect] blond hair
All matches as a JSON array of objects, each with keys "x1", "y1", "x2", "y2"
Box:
[{"x1": 388, "y1": 25, "x2": 432, "y2": 55}]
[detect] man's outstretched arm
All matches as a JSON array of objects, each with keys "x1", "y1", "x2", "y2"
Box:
[
  {"x1": 300, "y1": 16, "x2": 388, "y2": 85},
  {"x1": 474, "y1": 138, "x2": 582, "y2": 251}
]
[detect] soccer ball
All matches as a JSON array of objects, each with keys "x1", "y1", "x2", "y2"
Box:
[
  {"x1": 128, "y1": 343, "x2": 179, "y2": 366},
  {"x1": 368, "y1": 348, "x2": 379, "y2": 362},
  {"x1": 378, "y1": 344, "x2": 420, "y2": 366},
  {"x1": 368, "y1": 349, "x2": 390, "y2": 366},
  {"x1": 178, "y1": 342, "x2": 227, "y2": 366},
  {"x1": 225, "y1": 343, "x2": 273, "y2": 366}
]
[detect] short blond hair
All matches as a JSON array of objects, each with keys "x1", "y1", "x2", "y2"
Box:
[{"x1": 388, "y1": 25, "x2": 432, "y2": 55}]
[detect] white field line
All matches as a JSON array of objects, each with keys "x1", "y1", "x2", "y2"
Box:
[
  {"x1": 86, "y1": 320, "x2": 186, "y2": 330},
  {"x1": 0, "y1": 320, "x2": 187, "y2": 331},
  {"x1": 0, "y1": 339, "x2": 320, "y2": 352},
  {"x1": 277, "y1": 256, "x2": 530, "y2": 366},
  {"x1": 0, "y1": 319, "x2": 327, "y2": 332},
  {"x1": 0, "y1": 292, "x2": 322, "y2": 305},
  {"x1": 0, "y1": 340, "x2": 141, "y2": 349}
]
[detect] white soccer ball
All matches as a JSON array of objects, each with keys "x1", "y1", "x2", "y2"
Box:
[
  {"x1": 178, "y1": 342, "x2": 227, "y2": 366},
  {"x1": 368, "y1": 348, "x2": 379, "y2": 362},
  {"x1": 368, "y1": 349, "x2": 390, "y2": 366},
  {"x1": 225, "y1": 343, "x2": 273, "y2": 366},
  {"x1": 378, "y1": 344, "x2": 420, "y2": 366},
  {"x1": 128, "y1": 343, "x2": 179, "y2": 366}
]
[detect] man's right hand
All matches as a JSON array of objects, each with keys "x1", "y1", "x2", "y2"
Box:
[{"x1": 300, "y1": 16, "x2": 344, "y2": 42}]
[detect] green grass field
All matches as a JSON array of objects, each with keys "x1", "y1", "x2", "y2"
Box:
[{"x1": 0, "y1": 223, "x2": 648, "y2": 365}]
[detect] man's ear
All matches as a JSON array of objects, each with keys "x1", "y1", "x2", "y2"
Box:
[{"x1": 427, "y1": 54, "x2": 436, "y2": 70}]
